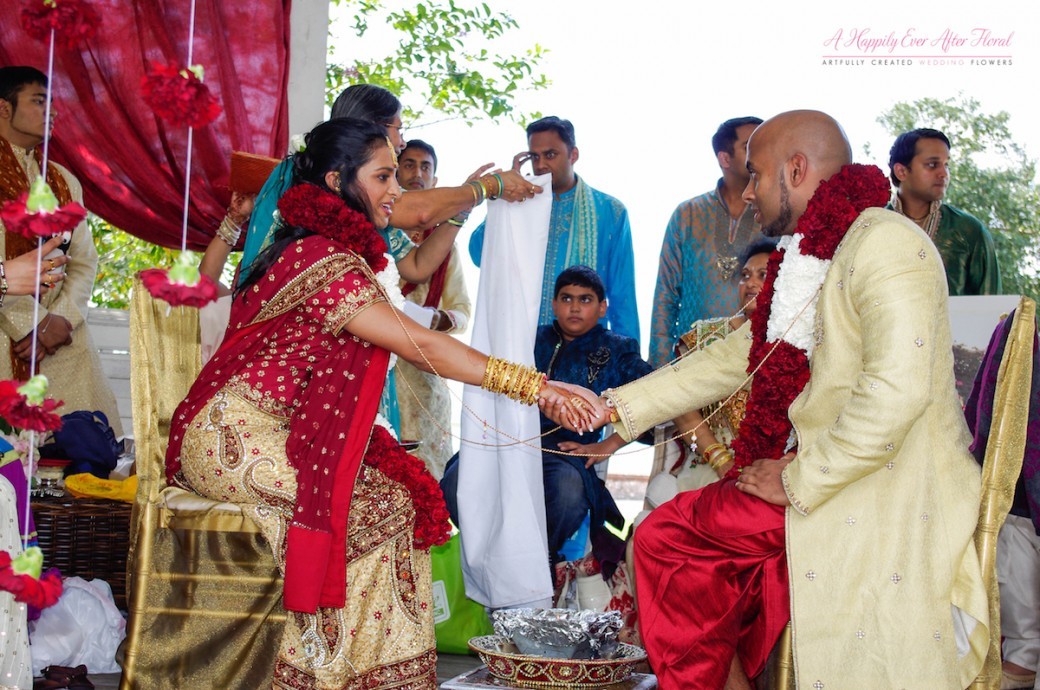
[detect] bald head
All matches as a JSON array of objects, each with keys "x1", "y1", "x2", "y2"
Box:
[
  {"x1": 742, "y1": 110, "x2": 853, "y2": 236},
  {"x1": 755, "y1": 110, "x2": 852, "y2": 173}
]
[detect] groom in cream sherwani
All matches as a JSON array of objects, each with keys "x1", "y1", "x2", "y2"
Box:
[{"x1": 547, "y1": 110, "x2": 989, "y2": 689}]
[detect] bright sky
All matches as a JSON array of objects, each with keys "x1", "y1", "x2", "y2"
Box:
[{"x1": 332, "y1": 0, "x2": 1039, "y2": 353}]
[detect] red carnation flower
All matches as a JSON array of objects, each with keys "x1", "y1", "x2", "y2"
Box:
[
  {"x1": 141, "y1": 62, "x2": 222, "y2": 129},
  {"x1": 139, "y1": 268, "x2": 218, "y2": 308},
  {"x1": 0, "y1": 193, "x2": 87, "y2": 240},
  {"x1": 0, "y1": 380, "x2": 63, "y2": 433},
  {"x1": 21, "y1": 0, "x2": 100, "y2": 49},
  {"x1": 0, "y1": 551, "x2": 62, "y2": 610}
]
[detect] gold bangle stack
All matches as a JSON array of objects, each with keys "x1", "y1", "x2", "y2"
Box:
[
  {"x1": 702, "y1": 442, "x2": 733, "y2": 471},
  {"x1": 467, "y1": 180, "x2": 485, "y2": 208},
  {"x1": 478, "y1": 174, "x2": 503, "y2": 201},
  {"x1": 481, "y1": 356, "x2": 546, "y2": 406}
]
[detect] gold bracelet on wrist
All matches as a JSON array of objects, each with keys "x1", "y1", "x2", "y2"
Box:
[
  {"x1": 701, "y1": 442, "x2": 726, "y2": 460},
  {"x1": 481, "y1": 356, "x2": 545, "y2": 405},
  {"x1": 467, "y1": 180, "x2": 484, "y2": 207},
  {"x1": 708, "y1": 450, "x2": 733, "y2": 472}
]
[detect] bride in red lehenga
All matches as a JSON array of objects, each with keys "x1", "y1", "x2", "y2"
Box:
[{"x1": 165, "y1": 118, "x2": 592, "y2": 689}]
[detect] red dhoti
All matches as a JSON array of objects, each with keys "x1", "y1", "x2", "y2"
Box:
[{"x1": 633, "y1": 478, "x2": 789, "y2": 689}]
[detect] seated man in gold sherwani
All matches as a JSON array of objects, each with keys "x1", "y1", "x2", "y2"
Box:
[
  {"x1": 0, "y1": 66, "x2": 122, "y2": 435},
  {"x1": 545, "y1": 110, "x2": 989, "y2": 689}
]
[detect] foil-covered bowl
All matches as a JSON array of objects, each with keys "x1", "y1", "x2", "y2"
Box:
[{"x1": 492, "y1": 608, "x2": 622, "y2": 660}]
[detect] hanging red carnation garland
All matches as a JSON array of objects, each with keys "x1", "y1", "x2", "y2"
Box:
[{"x1": 137, "y1": 0, "x2": 223, "y2": 308}]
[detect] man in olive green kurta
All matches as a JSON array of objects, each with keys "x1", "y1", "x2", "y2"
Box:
[{"x1": 888, "y1": 127, "x2": 1001, "y2": 296}]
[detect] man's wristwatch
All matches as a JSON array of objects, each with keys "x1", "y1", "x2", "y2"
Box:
[{"x1": 605, "y1": 396, "x2": 620, "y2": 425}]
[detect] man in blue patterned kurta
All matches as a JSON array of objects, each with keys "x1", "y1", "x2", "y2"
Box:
[
  {"x1": 468, "y1": 117, "x2": 640, "y2": 344},
  {"x1": 648, "y1": 116, "x2": 765, "y2": 367}
]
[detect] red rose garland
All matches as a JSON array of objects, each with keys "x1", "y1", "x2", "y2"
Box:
[
  {"x1": 730, "y1": 164, "x2": 891, "y2": 474},
  {"x1": 20, "y1": 0, "x2": 100, "y2": 49},
  {"x1": 277, "y1": 183, "x2": 389, "y2": 273},
  {"x1": 364, "y1": 425, "x2": 451, "y2": 550},
  {"x1": 141, "y1": 62, "x2": 222, "y2": 129}
]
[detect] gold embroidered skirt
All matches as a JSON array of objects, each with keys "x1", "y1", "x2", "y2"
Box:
[{"x1": 180, "y1": 386, "x2": 437, "y2": 689}]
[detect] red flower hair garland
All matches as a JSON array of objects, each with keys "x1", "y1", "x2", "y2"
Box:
[{"x1": 278, "y1": 183, "x2": 389, "y2": 273}]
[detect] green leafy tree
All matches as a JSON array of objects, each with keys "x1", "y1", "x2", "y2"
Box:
[
  {"x1": 877, "y1": 95, "x2": 1040, "y2": 300},
  {"x1": 90, "y1": 1, "x2": 548, "y2": 308},
  {"x1": 327, "y1": 0, "x2": 548, "y2": 125}
]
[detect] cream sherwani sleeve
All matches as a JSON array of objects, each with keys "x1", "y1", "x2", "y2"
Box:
[{"x1": 608, "y1": 321, "x2": 752, "y2": 442}]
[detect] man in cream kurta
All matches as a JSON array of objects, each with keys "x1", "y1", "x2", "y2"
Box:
[
  {"x1": 0, "y1": 67, "x2": 122, "y2": 435},
  {"x1": 555, "y1": 112, "x2": 989, "y2": 688}
]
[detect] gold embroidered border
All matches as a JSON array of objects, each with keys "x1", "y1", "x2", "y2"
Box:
[
  {"x1": 273, "y1": 649, "x2": 437, "y2": 690},
  {"x1": 226, "y1": 376, "x2": 294, "y2": 419},
  {"x1": 254, "y1": 250, "x2": 368, "y2": 324},
  {"x1": 346, "y1": 468, "x2": 413, "y2": 562},
  {"x1": 781, "y1": 466, "x2": 810, "y2": 516},
  {"x1": 326, "y1": 283, "x2": 385, "y2": 334}
]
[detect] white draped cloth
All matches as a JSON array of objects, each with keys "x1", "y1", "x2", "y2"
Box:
[{"x1": 459, "y1": 174, "x2": 553, "y2": 608}]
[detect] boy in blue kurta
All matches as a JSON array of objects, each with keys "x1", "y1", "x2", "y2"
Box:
[{"x1": 442, "y1": 265, "x2": 651, "y2": 573}]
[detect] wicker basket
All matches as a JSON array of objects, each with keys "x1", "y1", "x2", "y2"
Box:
[{"x1": 31, "y1": 495, "x2": 132, "y2": 610}]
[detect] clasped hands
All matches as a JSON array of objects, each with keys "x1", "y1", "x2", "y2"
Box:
[
  {"x1": 537, "y1": 381, "x2": 611, "y2": 434},
  {"x1": 13, "y1": 313, "x2": 74, "y2": 363}
]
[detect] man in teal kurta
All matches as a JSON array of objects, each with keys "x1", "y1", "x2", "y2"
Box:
[
  {"x1": 648, "y1": 116, "x2": 764, "y2": 367},
  {"x1": 887, "y1": 127, "x2": 1001, "y2": 296},
  {"x1": 468, "y1": 116, "x2": 639, "y2": 344}
]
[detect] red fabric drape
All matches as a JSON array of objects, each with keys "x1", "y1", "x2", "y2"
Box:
[{"x1": 0, "y1": 0, "x2": 291, "y2": 250}]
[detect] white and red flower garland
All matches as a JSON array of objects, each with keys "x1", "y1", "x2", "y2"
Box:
[{"x1": 729, "y1": 164, "x2": 892, "y2": 474}]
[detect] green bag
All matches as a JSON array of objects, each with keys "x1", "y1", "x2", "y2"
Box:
[{"x1": 430, "y1": 534, "x2": 494, "y2": 654}]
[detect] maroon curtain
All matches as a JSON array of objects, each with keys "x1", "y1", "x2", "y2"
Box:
[{"x1": 0, "y1": 0, "x2": 291, "y2": 250}]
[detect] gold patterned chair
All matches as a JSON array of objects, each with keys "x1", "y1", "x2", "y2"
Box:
[
  {"x1": 763, "y1": 297, "x2": 1037, "y2": 690},
  {"x1": 119, "y1": 279, "x2": 283, "y2": 689},
  {"x1": 968, "y1": 296, "x2": 1036, "y2": 689}
]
